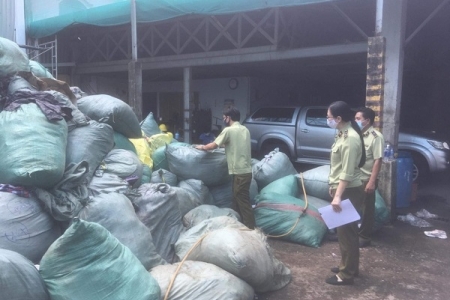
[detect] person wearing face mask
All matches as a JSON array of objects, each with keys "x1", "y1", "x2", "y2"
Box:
[
  {"x1": 326, "y1": 101, "x2": 366, "y2": 286},
  {"x1": 195, "y1": 106, "x2": 255, "y2": 229},
  {"x1": 355, "y1": 107, "x2": 385, "y2": 248}
]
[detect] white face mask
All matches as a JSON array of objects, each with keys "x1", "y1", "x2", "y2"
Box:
[
  {"x1": 327, "y1": 118, "x2": 338, "y2": 129},
  {"x1": 356, "y1": 120, "x2": 364, "y2": 130}
]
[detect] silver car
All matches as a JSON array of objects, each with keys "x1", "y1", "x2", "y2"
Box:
[{"x1": 244, "y1": 106, "x2": 450, "y2": 182}]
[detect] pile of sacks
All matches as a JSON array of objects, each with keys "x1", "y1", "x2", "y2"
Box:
[
  {"x1": 1, "y1": 37, "x2": 295, "y2": 300},
  {"x1": 1, "y1": 37, "x2": 390, "y2": 299}
]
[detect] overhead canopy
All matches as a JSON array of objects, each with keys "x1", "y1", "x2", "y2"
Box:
[{"x1": 25, "y1": 0, "x2": 342, "y2": 38}]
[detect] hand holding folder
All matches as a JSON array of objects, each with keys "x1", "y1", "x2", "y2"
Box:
[{"x1": 318, "y1": 199, "x2": 360, "y2": 229}]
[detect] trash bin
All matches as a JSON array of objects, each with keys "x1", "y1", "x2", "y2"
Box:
[{"x1": 396, "y1": 151, "x2": 414, "y2": 208}]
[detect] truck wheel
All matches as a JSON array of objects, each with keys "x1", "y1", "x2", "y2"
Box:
[{"x1": 411, "y1": 153, "x2": 429, "y2": 183}]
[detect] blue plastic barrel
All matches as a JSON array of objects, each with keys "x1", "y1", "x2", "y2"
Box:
[{"x1": 396, "y1": 151, "x2": 414, "y2": 208}]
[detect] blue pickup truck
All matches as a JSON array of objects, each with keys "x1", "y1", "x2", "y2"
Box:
[{"x1": 244, "y1": 106, "x2": 450, "y2": 182}]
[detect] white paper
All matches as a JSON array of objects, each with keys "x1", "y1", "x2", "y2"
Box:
[{"x1": 318, "y1": 199, "x2": 360, "y2": 229}]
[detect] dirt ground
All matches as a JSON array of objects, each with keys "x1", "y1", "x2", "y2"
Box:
[{"x1": 259, "y1": 169, "x2": 450, "y2": 300}]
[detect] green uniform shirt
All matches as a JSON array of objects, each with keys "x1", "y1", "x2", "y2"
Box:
[
  {"x1": 360, "y1": 126, "x2": 384, "y2": 181},
  {"x1": 329, "y1": 122, "x2": 362, "y2": 189},
  {"x1": 214, "y1": 121, "x2": 252, "y2": 175}
]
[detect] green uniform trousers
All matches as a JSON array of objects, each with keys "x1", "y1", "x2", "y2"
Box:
[
  {"x1": 336, "y1": 185, "x2": 364, "y2": 280},
  {"x1": 232, "y1": 173, "x2": 255, "y2": 229},
  {"x1": 359, "y1": 180, "x2": 377, "y2": 242}
]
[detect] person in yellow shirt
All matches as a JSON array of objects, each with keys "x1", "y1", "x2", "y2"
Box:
[
  {"x1": 355, "y1": 107, "x2": 384, "y2": 248},
  {"x1": 195, "y1": 107, "x2": 255, "y2": 229},
  {"x1": 326, "y1": 101, "x2": 366, "y2": 285}
]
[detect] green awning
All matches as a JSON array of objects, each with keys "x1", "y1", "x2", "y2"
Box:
[{"x1": 25, "y1": 0, "x2": 343, "y2": 38}]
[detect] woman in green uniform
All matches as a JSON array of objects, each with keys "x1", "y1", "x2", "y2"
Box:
[{"x1": 326, "y1": 101, "x2": 366, "y2": 285}]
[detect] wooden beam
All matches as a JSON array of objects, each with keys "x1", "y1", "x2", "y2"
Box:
[{"x1": 76, "y1": 43, "x2": 367, "y2": 74}]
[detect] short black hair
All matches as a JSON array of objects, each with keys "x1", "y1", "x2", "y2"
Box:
[
  {"x1": 356, "y1": 107, "x2": 375, "y2": 125},
  {"x1": 223, "y1": 106, "x2": 240, "y2": 122}
]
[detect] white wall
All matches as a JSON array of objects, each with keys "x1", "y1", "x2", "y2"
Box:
[
  {"x1": 0, "y1": 0, "x2": 25, "y2": 44},
  {"x1": 143, "y1": 77, "x2": 250, "y2": 124}
]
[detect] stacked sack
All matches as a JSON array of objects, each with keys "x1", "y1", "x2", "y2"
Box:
[{"x1": 1, "y1": 37, "x2": 390, "y2": 299}]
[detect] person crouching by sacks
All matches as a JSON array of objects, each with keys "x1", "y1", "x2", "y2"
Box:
[
  {"x1": 195, "y1": 106, "x2": 255, "y2": 229},
  {"x1": 326, "y1": 101, "x2": 366, "y2": 285}
]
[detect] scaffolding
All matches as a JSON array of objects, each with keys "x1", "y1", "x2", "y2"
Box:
[{"x1": 19, "y1": 36, "x2": 58, "y2": 78}]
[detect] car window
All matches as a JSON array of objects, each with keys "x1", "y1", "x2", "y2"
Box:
[
  {"x1": 251, "y1": 107, "x2": 295, "y2": 123},
  {"x1": 305, "y1": 108, "x2": 328, "y2": 127}
]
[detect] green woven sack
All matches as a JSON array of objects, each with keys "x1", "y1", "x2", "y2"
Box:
[
  {"x1": 259, "y1": 174, "x2": 299, "y2": 197},
  {"x1": 254, "y1": 192, "x2": 327, "y2": 247},
  {"x1": 0, "y1": 103, "x2": 67, "y2": 188},
  {"x1": 374, "y1": 189, "x2": 390, "y2": 231},
  {"x1": 0, "y1": 37, "x2": 30, "y2": 77},
  {"x1": 77, "y1": 94, "x2": 142, "y2": 138},
  {"x1": 113, "y1": 131, "x2": 137, "y2": 154},
  {"x1": 141, "y1": 164, "x2": 152, "y2": 185},
  {"x1": 152, "y1": 145, "x2": 169, "y2": 171},
  {"x1": 40, "y1": 219, "x2": 161, "y2": 300},
  {"x1": 140, "y1": 112, "x2": 161, "y2": 137}
]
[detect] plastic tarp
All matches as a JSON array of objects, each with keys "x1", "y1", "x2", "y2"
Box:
[{"x1": 25, "y1": 0, "x2": 341, "y2": 38}]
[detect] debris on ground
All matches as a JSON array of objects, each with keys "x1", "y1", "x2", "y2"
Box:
[
  {"x1": 415, "y1": 208, "x2": 439, "y2": 219},
  {"x1": 397, "y1": 213, "x2": 433, "y2": 228},
  {"x1": 424, "y1": 229, "x2": 447, "y2": 239}
]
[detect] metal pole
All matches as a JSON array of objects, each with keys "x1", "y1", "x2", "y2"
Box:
[
  {"x1": 183, "y1": 67, "x2": 192, "y2": 143},
  {"x1": 375, "y1": 0, "x2": 384, "y2": 35},
  {"x1": 131, "y1": 0, "x2": 138, "y2": 61}
]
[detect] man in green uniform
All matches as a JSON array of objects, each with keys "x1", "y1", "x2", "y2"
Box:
[
  {"x1": 355, "y1": 107, "x2": 385, "y2": 248},
  {"x1": 195, "y1": 106, "x2": 255, "y2": 229}
]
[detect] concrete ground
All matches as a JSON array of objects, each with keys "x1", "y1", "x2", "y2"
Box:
[{"x1": 259, "y1": 169, "x2": 450, "y2": 300}]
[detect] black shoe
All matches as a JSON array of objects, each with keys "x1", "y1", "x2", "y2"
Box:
[
  {"x1": 359, "y1": 239, "x2": 371, "y2": 248},
  {"x1": 325, "y1": 275, "x2": 354, "y2": 286},
  {"x1": 331, "y1": 267, "x2": 359, "y2": 277},
  {"x1": 328, "y1": 233, "x2": 339, "y2": 242}
]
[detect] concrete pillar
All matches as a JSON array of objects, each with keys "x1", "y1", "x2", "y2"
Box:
[
  {"x1": 183, "y1": 67, "x2": 192, "y2": 143},
  {"x1": 127, "y1": 0, "x2": 142, "y2": 121},
  {"x1": 365, "y1": 36, "x2": 385, "y2": 131},
  {"x1": 381, "y1": 0, "x2": 407, "y2": 152},
  {"x1": 369, "y1": 0, "x2": 407, "y2": 219},
  {"x1": 128, "y1": 61, "x2": 143, "y2": 121}
]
